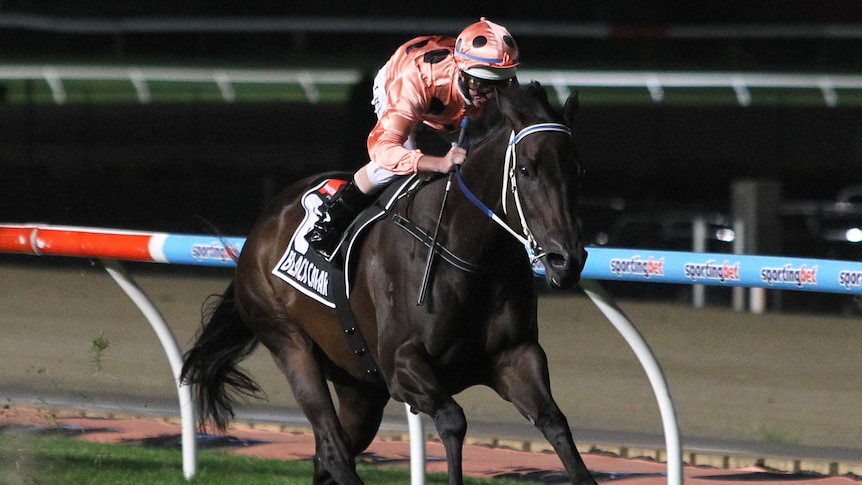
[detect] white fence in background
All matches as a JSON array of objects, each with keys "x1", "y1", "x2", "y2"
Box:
[{"x1": 2, "y1": 65, "x2": 862, "y2": 106}]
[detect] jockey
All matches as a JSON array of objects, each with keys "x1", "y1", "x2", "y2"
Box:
[{"x1": 305, "y1": 17, "x2": 520, "y2": 259}]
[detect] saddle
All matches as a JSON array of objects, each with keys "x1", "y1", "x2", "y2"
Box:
[{"x1": 272, "y1": 172, "x2": 482, "y2": 302}]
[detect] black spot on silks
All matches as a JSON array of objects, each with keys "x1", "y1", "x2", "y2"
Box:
[
  {"x1": 423, "y1": 49, "x2": 450, "y2": 64},
  {"x1": 427, "y1": 97, "x2": 444, "y2": 115},
  {"x1": 405, "y1": 39, "x2": 430, "y2": 54},
  {"x1": 472, "y1": 35, "x2": 487, "y2": 48}
]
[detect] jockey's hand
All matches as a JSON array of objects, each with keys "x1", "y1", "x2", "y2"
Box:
[
  {"x1": 444, "y1": 145, "x2": 467, "y2": 170},
  {"x1": 418, "y1": 145, "x2": 467, "y2": 174}
]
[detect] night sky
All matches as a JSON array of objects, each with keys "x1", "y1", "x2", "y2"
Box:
[{"x1": 2, "y1": 0, "x2": 862, "y2": 24}]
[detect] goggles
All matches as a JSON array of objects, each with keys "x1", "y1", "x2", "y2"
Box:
[{"x1": 463, "y1": 73, "x2": 516, "y2": 93}]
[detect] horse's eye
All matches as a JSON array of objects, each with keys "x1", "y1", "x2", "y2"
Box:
[{"x1": 518, "y1": 160, "x2": 536, "y2": 177}]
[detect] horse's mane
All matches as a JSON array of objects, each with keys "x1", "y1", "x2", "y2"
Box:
[{"x1": 468, "y1": 81, "x2": 564, "y2": 146}]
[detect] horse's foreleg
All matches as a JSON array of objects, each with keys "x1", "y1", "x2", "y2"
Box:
[
  {"x1": 261, "y1": 327, "x2": 364, "y2": 485},
  {"x1": 390, "y1": 342, "x2": 467, "y2": 485},
  {"x1": 492, "y1": 343, "x2": 598, "y2": 485},
  {"x1": 431, "y1": 399, "x2": 468, "y2": 485}
]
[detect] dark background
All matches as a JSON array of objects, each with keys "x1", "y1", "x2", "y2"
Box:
[
  {"x1": 3, "y1": 1, "x2": 862, "y2": 71},
  {"x1": 1, "y1": 2, "x2": 862, "y2": 255},
  {"x1": 2, "y1": 101, "x2": 861, "y2": 238},
  {"x1": 3, "y1": 1, "x2": 860, "y2": 23}
]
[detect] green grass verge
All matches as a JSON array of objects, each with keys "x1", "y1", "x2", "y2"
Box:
[{"x1": 0, "y1": 431, "x2": 543, "y2": 484}]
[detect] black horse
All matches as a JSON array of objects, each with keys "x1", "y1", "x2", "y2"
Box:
[{"x1": 181, "y1": 82, "x2": 595, "y2": 484}]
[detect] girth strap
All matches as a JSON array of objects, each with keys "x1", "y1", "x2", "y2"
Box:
[{"x1": 328, "y1": 263, "x2": 386, "y2": 387}]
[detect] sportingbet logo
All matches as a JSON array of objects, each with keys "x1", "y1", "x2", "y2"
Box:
[
  {"x1": 610, "y1": 255, "x2": 664, "y2": 279},
  {"x1": 838, "y1": 269, "x2": 862, "y2": 289},
  {"x1": 760, "y1": 264, "x2": 817, "y2": 287},
  {"x1": 684, "y1": 260, "x2": 741, "y2": 283},
  {"x1": 191, "y1": 242, "x2": 236, "y2": 262}
]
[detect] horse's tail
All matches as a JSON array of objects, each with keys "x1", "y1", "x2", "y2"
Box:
[{"x1": 180, "y1": 281, "x2": 262, "y2": 432}]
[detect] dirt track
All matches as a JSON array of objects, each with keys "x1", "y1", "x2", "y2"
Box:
[{"x1": 2, "y1": 258, "x2": 861, "y2": 459}]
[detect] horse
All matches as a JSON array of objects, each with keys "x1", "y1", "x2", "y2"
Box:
[{"x1": 180, "y1": 81, "x2": 596, "y2": 485}]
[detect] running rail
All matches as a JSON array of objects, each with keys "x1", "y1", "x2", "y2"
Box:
[
  {"x1": 3, "y1": 65, "x2": 861, "y2": 106},
  {"x1": 0, "y1": 225, "x2": 244, "y2": 480},
  {"x1": 5, "y1": 224, "x2": 862, "y2": 483}
]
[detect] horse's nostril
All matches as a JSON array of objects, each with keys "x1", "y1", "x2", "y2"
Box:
[
  {"x1": 546, "y1": 253, "x2": 567, "y2": 270},
  {"x1": 544, "y1": 252, "x2": 582, "y2": 289}
]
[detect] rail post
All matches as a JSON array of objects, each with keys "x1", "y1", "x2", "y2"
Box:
[
  {"x1": 579, "y1": 279, "x2": 683, "y2": 485},
  {"x1": 100, "y1": 258, "x2": 198, "y2": 480}
]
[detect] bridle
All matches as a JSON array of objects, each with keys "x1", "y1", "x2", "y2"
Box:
[{"x1": 455, "y1": 122, "x2": 572, "y2": 265}]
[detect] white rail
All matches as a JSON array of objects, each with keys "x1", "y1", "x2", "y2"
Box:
[
  {"x1": 100, "y1": 259, "x2": 198, "y2": 480},
  {"x1": 3, "y1": 65, "x2": 862, "y2": 106},
  {"x1": 580, "y1": 279, "x2": 682, "y2": 484}
]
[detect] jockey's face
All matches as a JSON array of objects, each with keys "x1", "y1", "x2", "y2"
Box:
[{"x1": 467, "y1": 83, "x2": 496, "y2": 108}]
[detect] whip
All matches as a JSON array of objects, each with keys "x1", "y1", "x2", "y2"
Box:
[{"x1": 417, "y1": 118, "x2": 469, "y2": 306}]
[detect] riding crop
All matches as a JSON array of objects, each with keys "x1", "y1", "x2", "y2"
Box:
[{"x1": 417, "y1": 118, "x2": 469, "y2": 306}]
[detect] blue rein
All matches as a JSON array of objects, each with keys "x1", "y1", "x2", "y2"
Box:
[{"x1": 455, "y1": 163, "x2": 495, "y2": 219}]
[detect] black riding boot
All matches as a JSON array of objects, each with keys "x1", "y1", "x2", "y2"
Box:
[{"x1": 305, "y1": 180, "x2": 374, "y2": 259}]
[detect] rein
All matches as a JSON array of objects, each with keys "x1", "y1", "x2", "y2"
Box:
[{"x1": 455, "y1": 122, "x2": 572, "y2": 263}]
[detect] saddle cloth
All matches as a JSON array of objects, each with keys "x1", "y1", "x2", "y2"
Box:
[{"x1": 271, "y1": 175, "x2": 421, "y2": 307}]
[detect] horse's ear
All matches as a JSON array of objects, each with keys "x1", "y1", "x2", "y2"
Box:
[{"x1": 563, "y1": 90, "x2": 579, "y2": 128}]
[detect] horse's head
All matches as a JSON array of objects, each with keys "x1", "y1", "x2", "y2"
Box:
[{"x1": 490, "y1": 82, "x2": 588, "y2": 289}]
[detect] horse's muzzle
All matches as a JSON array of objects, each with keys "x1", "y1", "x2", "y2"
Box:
[{"x1": 544, "y1": 247, "x2": 588, "y2": 290}]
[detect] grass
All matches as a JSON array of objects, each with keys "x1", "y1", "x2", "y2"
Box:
[
  {"x1": 752, "y1": 423, "x2": 798, "y2": 446},
  {"x1": 0, "y1": 431, "x2": 543, "y2": 485},
  {"x1": 88, "y1": 335, "x2": 111, "y2": 372}
]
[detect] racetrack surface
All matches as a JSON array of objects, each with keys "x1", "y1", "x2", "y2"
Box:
[{"x1": 2, "y1": 258, "x2": 861, "y2": 479}]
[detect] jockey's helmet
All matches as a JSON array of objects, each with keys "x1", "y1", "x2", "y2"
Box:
[
  {"x1": 455, "y1": 17, "x2": 520, "y2": 81},
  {"x1": 454, "y1": 17, "x2": 520, "y2": 83}
]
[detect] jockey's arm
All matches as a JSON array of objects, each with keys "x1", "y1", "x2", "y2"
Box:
[
  {"x1": 417, "y1": 145, "x2": 467, "y2": 173},
  {"x1": 369, "y1": 107, "x2": 467, "y2": 175},
  {"x1": 368, "y1": 71, "x2": 467, "y2": 175}
]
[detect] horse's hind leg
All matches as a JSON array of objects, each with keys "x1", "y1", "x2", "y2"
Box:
[
  {"x1": 256, "y1": 324, "x2": 364, "y2": 485},
  {"x1": 492, "y1": 342, "x2": 598, "y2": 485},
  {"x1": 331, "y1": 378, "x2": 390, "y2": 453}
]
